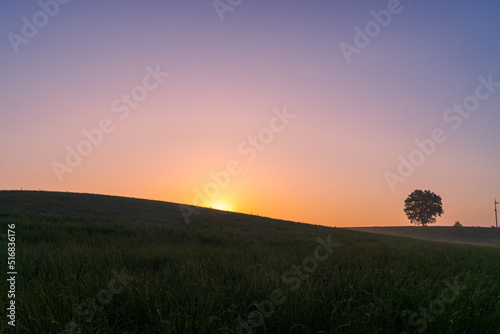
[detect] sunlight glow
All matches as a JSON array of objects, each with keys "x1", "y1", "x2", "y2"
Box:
[{"x1": 212, "y1": 202, "x2": 231, "y2": 211}]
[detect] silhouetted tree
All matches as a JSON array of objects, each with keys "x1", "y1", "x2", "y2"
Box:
[
  {"x1": 404, "y1": 189, "x2": 443, "y2": 226},
  {"x1": 453, "y1": 221, "x2": 462, "y2": 227}
]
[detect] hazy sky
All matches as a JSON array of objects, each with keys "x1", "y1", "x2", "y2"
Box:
[{"x1": 1, "y1": 1, "x2": 500, "y2": 227}]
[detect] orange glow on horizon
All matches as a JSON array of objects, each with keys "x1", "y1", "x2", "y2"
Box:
[{"x1": 210, "y1": 202, "x2": 232, "y2": 212}]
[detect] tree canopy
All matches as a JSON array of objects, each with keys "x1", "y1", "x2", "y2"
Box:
[{"x1": 404, "y1": 189, "x2": 443, "y2": 226}]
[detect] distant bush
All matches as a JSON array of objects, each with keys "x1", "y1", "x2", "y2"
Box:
[{"x1": 453, "y1": 221, "x2": 462, "y2": 227}]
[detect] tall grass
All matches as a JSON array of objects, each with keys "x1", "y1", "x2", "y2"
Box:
[{"x1": 0, "y1": 191, "x2": 499, "y2": 333}]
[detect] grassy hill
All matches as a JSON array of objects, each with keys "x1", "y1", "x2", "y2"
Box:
[
  {"x1": 351, "y1": 226, "x2": 500, "y2": 247},
  {"x1": 0, "y1": 190, "x2": 499, "y2": 333}
]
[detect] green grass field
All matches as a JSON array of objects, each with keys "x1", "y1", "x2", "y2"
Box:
[{"x1": 1, "y1": 190, "x2": 499, "y2": 333}]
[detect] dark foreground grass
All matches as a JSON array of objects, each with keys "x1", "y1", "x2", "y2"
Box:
[{"x1": 0, "y1": 191, "x2": 499, "y2": 333}]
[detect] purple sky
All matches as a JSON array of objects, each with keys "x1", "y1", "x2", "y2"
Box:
[{"x1": 1, "y1": 1, "x2": 500, "y2": 227}]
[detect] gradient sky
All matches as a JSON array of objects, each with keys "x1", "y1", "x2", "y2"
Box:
[{"x1": 1, "y1": 1, "x2": 500, "y2": 227}]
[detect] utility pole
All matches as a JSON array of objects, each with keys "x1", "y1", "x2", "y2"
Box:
[{"x1": 495, "y1": 199, "x2": 499, "y2": 228}]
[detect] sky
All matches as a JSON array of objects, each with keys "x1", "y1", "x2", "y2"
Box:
[{"x1": 1, "y1": 0, "x2": 500, "y2": 227}]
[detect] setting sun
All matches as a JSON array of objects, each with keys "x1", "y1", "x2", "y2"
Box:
[{"x1": 211, "y1": 202, "x2": 232, "y2": 212}]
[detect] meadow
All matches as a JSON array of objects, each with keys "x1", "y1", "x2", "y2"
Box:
[
  {"x1": 0, "y1": 190, "x2": 499, "y2": 333},
  {"x1": 351, "y1": 226, "x2": 500, "y2": 247}
]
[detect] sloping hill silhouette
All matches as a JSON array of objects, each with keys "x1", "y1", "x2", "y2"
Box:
[{"x1": 0, "y1": 190, "x2": 499, "y2": 333}]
